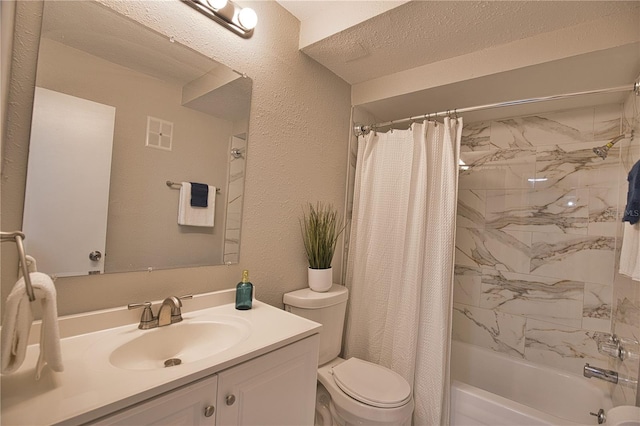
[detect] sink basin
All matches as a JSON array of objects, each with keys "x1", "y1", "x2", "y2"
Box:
[{"x1": 109, "y1": 320, "x2": 250, "y2": 370}]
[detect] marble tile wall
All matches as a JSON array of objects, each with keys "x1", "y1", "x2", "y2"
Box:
[
  {"x1": 610, "y1": 89, "x2": 640, "y2": 406},
  {"x1": 453, "y1": 103, "x2": 640, "y2": 399}
]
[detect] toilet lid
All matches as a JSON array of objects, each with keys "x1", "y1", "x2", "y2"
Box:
[{"x1": 331, "y1": 358, "x2": 411, "y2": 408}]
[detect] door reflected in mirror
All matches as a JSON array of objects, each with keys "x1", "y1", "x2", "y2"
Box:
[{"x1": 22, "y1": 0, "x2": 251, "y2": 276}]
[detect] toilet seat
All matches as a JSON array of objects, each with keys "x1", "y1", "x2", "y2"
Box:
[{"x1": 331, "y1": 358, "x2": 412, "y2": 409}]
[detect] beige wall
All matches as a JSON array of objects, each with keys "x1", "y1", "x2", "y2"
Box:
[{"x1": 1, "y1": 0, "x2": 351, "y2": 316}]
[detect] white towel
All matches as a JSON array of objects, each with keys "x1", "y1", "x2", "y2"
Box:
[
  {"x1": 1, "y1": 272, "x2": 63, "y2": 379},
  {"x1": 18, "y1": 255, "x2": 38, "y2": 278},
  {"x1": 619, "y1": 222, "x2": 640, "y2": 281},
  {"x1": 178, "y1": 182, "x2": 215, "y2": 227}
]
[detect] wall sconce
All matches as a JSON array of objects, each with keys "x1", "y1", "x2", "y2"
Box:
[{"x1": 182, "y1": 0, "x2": 257, "y2": 38}]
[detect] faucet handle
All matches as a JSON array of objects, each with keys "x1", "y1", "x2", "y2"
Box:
[
  {"x1": 128, "y1": 301, "x2": 151, "y2": 309},
  {"x1": 599, "y1": 340, "x2": 623, "y2": 360},
  {"x1": 128, "y1": 302, "x2": 156, "y2": 329}
]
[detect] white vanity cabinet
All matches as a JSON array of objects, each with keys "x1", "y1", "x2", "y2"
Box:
[
  {"x1": 1, "y1": 294, "x2": 322, "y2": 426},
  {"x1": 90, "y1": 375, "x2": 218, "y2": 425},
  {"x1": 216, "y1": 335, "x2": 319, "y2": 425},
  {"x1": 88, "y1": 335, "x2": 319, "y2": 426}
]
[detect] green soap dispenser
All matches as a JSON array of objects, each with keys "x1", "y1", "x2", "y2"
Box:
[{"x1": 235, "y1": 269, "x2": 253, "y2": 310}]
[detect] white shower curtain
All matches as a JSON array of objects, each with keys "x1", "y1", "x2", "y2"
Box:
[{"x1": 344, "y1": 118, "x2": 462, "y2": 425}]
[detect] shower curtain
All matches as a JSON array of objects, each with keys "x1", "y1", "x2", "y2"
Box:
[{"x1": 344, "y1": 118, "x2": 462, "y2": 425}]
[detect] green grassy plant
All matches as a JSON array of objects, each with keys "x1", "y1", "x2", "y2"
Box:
[{"x1": 300, "y1": 202, "x2": 344, "y2": 269}]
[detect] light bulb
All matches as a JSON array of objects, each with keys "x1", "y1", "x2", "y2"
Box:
[
  {"x1": 207, "y1": 0, "x2": 227, "y2": 10},
  {"x1": 238, "y1": 7, "x2": 258, "y2": 30}
]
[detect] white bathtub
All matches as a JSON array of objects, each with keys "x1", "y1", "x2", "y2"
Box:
[{"x1": 450, "y1": 340, "x2": 613, "y2": 425}]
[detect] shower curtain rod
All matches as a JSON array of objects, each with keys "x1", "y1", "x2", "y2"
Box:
[{"x1": 354, "y1": 82, "x2": 640, "y2": 137}]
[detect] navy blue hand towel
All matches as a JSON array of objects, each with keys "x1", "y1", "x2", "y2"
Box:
[
  {"x1": 190, "y1": 182, "x2": 209, "y2": 208},
  {"x1": 623, "y1": 160, "x2": 640, "y2": 224}
]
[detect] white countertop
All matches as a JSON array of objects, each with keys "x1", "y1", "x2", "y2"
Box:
[{"x1": 0, "y1": 290, "x2": 321, "y2": 426}]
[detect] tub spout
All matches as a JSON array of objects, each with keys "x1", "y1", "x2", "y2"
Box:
[{"x1": 583, "y1": 363, "x2": 618, "y2": 384}]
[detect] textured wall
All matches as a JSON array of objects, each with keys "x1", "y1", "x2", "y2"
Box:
[
  {"x1": 1, "y1": 0, "x2": 350, "y2": 316},
  {"x1": 1, "y1": 0, "x2": 17, "y2": 167}
]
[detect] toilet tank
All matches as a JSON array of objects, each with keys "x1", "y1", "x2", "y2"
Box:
[{"x1": 283, "y1": 284, "x2": 348, "y2": 365}]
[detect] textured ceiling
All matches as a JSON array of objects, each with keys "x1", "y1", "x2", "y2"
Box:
[
  {"x1": 278, "y1": 0, "x2": 640, "y2": 123},
  {"x1": 358, "y1": 43, "x2": 640, "y2": 124},
  {"x1": 279, "y1": 1, "x2": 640, "y2": 85}
]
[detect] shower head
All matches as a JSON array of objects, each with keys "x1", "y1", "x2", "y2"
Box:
[{"x1": 592, "y1": 133, "x2": 630, "y2": 160}]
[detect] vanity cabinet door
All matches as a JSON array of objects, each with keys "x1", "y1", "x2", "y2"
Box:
[
  {"x1": 90, "y1": 375, "x2": 218, "y2": 425},
  {"x1": 216, "y1": 335, "x2": 320, "y2": 426}
]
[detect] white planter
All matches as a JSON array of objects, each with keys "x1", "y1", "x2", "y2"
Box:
[{"x1": 308, "y1": 267, "x2": 333, "y2": 292}]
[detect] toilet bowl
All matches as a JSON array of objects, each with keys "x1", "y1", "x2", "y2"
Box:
[
  {"x1": 317, "y1": 358, "x2": 414, "y2": 426},
  {"x1": 606, "y1": 406, "x2": 640, "y2": 426},
  {"x1": 284, "y1": 285, "x2": 414, "y2": 426}
]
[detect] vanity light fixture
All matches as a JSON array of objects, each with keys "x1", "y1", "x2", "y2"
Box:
[{"x1": 182, "y1": 0, "x2": 257, "y2": 38}]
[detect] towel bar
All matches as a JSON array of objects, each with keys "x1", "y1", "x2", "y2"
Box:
[
  {"x1": 1, "y1": 231, "x2": 36, "y2": 302},
  {"x1": 166, "y1": 180, "x2": 221, "y2": 194}
]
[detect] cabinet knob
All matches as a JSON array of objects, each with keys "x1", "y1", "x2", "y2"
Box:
[
  {"x1": 204, "y1": 405, "x2": 215, "y2": 417},
  {"x1": 226, "y1": 394, "x2": 236, "y2": 406}
]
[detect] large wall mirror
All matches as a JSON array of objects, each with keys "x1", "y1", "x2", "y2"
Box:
[{"x1": 21, "y1": 0, "x2": 251, "y2": 277}]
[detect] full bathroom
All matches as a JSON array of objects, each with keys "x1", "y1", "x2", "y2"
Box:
[{"x1": 1, "y1": 1, "x2": 640, "y2": 425}]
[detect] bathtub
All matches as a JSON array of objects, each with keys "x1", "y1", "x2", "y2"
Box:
[{"x1": 450, "y1": 340, "x2": 613, "y2": 425}]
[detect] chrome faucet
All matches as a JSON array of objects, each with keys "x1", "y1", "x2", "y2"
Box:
[
  {"x1": 583, "y1": 363, "x2": 618, "y2": 384},
  {"x1": 128, "y1": 295, "x2": 193, "y2": 329}
]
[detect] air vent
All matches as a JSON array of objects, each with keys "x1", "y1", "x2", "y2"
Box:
[{"x1": 146, "y1": 116, "x2": 173, "y2": 151}]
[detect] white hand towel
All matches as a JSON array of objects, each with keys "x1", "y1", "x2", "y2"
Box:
[
  {"x1": 1, "y1": 272, "x2": 63, "y2": 379},
  {"x1": 619, "y1": 222, "x2": 640, "y2": 281},
  {"x1": 18, "y1": 255, "x2": 38, "y2": 278},
  {"x1": 178, "y1": 182, "x2": 216, "y2": 227}
]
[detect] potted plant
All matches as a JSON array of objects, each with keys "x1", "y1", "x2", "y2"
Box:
[{"x1": 300, "y1": 202, "x2": 344, "y2": 292}]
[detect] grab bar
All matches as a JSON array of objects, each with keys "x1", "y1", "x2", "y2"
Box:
[{"x1": 1, "y1": 231, "x2": 36, "y2": 302}]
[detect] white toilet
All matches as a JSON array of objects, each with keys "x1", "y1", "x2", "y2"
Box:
[{"x1": 284, "y1": 284, "x2": 414, "y2": 426}]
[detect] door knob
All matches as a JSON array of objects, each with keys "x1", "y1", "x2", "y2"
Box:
[{"x1": 89, "y1": 251, "x2": 102, "y2": 261}]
